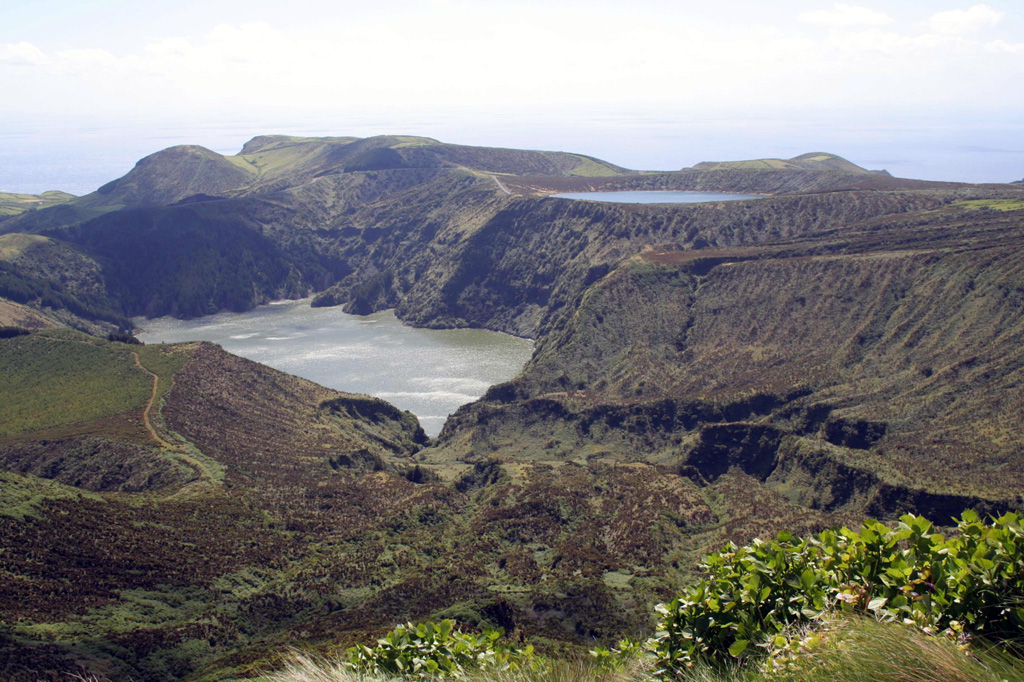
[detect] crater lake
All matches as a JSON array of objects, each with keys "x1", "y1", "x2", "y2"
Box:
[
  {"x1": 135, "y1": 299, "x2": 534, "y2": 437},
  {"x1": 550, "y1": 190, "x2": 761, "y2": 203}
]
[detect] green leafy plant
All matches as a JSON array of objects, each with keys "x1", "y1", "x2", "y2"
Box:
[
  {"x1": 652, "y1": 512, "x2": 1024, "y2": 676},
  {"x1": 589, "y1": 638, "x2": 648, "y2": 672},
  {"x1": 344, "y1": 619, "x2": 534, "y2": 678}
]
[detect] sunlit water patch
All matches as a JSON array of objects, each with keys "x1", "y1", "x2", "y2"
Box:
[
  {"x1": 551, "y1": 190, "x2": 760, "y2": 203},
  {"x1": 135, "y1": 300, "x2": 534, "y2": 437}
]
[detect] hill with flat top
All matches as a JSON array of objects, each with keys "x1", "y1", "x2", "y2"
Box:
[{"x1": 692, "y1": 151, "x2": 875, "y2": 173}]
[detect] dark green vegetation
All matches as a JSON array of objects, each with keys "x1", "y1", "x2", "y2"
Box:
[
  {"x1": 1, "y1": 135, "x2": 1023, "y2": 680},
  {"x1": 268, "y1": 618, "x2": 1024, "y2": 682},
  {"x1": 653, "y1": 512, "x2": 1024, "y2": 674},
  {"x1": 0, "y1": 331, "x2": 430, "y2": 680},
  {"x1": 344, "y1": 619, "x2": 533, "y2": 678},
  {"x1": 0, "y1": 232, "x2": 126, "y2": 332}
]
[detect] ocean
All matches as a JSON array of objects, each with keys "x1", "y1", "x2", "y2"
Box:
[{"x1": 1, "y1": 111, "x2": 1022, "y2": 196}]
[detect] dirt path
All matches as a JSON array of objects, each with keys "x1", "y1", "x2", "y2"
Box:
[
  {"x1": 491, "y1": 175, "x2": 512, "y2": 195},
  {"x1": 34, "y1": 335, "x2": 221, "y2": 495},
  {"x1": 131, "y1": 351, "x2": 175, "y2": 449},
  {"x1": 130, "y1": 350, "x2": 224, "y2": 496}
]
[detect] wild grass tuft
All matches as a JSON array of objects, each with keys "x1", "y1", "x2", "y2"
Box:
[
  {"x1": 258, "y1": 654, "x2": 652, "y2": 682},
  {"x1": 769, "y1": 616, "x2": 1024, "y2": 682}
]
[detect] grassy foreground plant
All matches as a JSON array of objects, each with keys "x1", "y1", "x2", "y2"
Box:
[
  {"x1": 767, "y1": 615, "x2": 1024, "y2": 682},
  {"x1": 260, "y1": 649, "x2": 652, "y2": 682},
  {"x1": 652, "y1": 511, "x2": 1024, "y2": 676},
  {"x1": 343, "y1": 620, "x2": 534, "y2": 678},
  {"x1": 258, "y1": 616, "x2": 1024, "y2": 682}
]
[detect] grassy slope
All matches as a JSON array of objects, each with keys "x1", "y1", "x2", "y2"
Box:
[
  {"x1": 691, "y1": 152, "x2": 873, "y2": 174},
  {"x1": 0, "y1": 330, "x2": 198, "y2": 493},
  {"x1": 0, "y1": 333, "x2": 444, "y2": 682},
  {"x1": 0, "y1": 297, "x2": 55, "y2": 328},
  {"x1": 0, "y1": 190, "x2": 75, "y2": 217},
  {"x1": 4, "y1": 135, "x2": 631, "y2": 227},
  {"x1": 0, "y1": 330, "x2": 151, "y2": 437}
]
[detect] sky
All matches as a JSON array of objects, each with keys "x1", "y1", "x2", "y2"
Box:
[{"x1": 2, "y1": 1, "x2": 1023, "y2": 188}]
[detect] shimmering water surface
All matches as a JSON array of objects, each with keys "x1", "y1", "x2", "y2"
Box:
[
  {"x1": 551, "y1": 191, "x2": 761, "y2": 203},
  {"x1": 135, "y1": 300, "x2": 534, "y2": 437}
]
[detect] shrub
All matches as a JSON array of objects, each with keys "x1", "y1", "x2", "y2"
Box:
[
  {"x1": 344, "y1": 620, "x2": 534, "y2": 678},
  {"x1": 651, "y1": 511, "x2": 1024, "y2": 676},
  {"x1": 107, "y1": 331, "x2": 142, "y2": 344},
  {"x1": 0, "y1": 326, "x2": 30, "y2": 339}
]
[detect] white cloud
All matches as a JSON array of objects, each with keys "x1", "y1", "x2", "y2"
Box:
[
  {"x1": 829, "y1": 28, "x2": 975, "y2": 56},
  {"x1": 0, "y1": 41, "x2": 49, "y2": 66},
  {"x1": 1, "y1": 5, "x2": 1023, "y2": 119},
  {"x1": 144, "y1": 37, "x2": 197, "y2": 61},
  {"x1": 985, "y1": 39, "x2": 1024, "y2": 53},
  {"x1": 798, "y1": 4, "x2": 892, "y2": 27},
  {"x1": 929, "y1": 5, "x2": 1003, "y2": 35},
  {"x1": 52, "y1": 48, "x2": 118, "y2": 72}
]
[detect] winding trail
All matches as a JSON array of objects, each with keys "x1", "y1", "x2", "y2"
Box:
[
  {"x1": 491, "y1": 174, "x2": 512, "y2": 195},
  {"x1": 35, "y1": 335, "x2": 220, "y2": 496},
  {"x1": 131, "y1": 349, "x2": 223, "y2": 496},
  {"x1": 131, "y1": 351, "x2": 173, "y2": 449}
]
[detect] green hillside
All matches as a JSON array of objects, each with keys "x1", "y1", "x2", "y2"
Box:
[
  {"x1": 2, "y1": 135, "x2": 631, "y2": 223},
  {"x1": 0, "y1": 137, "x2": 961, "y2": 329},
  {"x1": 0, "y1": 332, "x2": 437, "y2": 679},
  {"x1": 0, "y1": 331, "x2": 728, "y2": 680},
  {"x1": 0, "y1": 330, "x2": 153, "y2": 437}
]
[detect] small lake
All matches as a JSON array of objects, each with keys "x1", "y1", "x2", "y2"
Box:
[
  {"x1": 135, "y1": 300, "x2": 534, "y2": 437},
  {"x1": 550, "y1": 191, "x2": 760, "y2": 203}
]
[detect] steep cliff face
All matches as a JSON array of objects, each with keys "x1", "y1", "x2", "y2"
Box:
[
  {"x1": 426, "y1": 200, "x2": 1024, "y2": 516},
  {"x1": 318, "y1": 187, "x2": 959, "y2": 338}
]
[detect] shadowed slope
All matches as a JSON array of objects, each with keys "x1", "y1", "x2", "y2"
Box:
[{"x1": 0, "y1": 233, "x2": 125, "y2": 332}]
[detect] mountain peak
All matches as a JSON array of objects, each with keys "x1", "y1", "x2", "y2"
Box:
[{"x1": 94, "y1": 145, "x2": 254, "y2": 207}]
